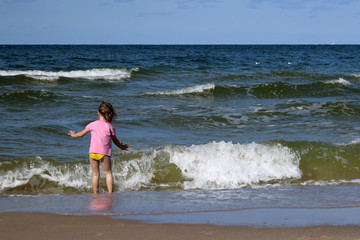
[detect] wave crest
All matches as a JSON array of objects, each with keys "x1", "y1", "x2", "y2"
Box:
[
  {"x1": 0, "y1": 68, "x2": 136, "y2": 81},
  {"x1": 324, "y1": 78, "x2": 351, "y2": 86},
  {"x1": 3, "y1": 140, "x2": 360, "y2": 195},
  {"x1": 145, "y1": 83, "x2": 215, "y2": 96},
  {"x1": 166, "y1": 141, "x2": 301, "y2": 189},
  {"x1": 0, "y1": 141, "x2": 301, "y2": 195}
]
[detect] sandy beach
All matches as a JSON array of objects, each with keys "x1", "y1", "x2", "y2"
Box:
[{"x1": 1, "y1": 212, "x2": 360, "y2": 240}]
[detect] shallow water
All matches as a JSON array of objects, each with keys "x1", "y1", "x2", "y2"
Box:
[{"x1": 2, "y1": 185, "x2": 360, "y2": 227}]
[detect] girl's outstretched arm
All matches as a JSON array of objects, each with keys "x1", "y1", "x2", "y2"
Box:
[
  {"x1": 111, "y1": 134, "x2": 129, "y2": 150},
  {"x1": 68, "y1": 129, "x2": 88, "y2": 138}
]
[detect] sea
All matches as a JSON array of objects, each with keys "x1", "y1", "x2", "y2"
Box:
[{"x1": 1, "y1": 45, "x2": 360, "y2": 227}]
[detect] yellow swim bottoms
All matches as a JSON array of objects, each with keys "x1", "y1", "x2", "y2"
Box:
[{"x1": 89, "y1": 153, "x2": 105, "y2": 161}]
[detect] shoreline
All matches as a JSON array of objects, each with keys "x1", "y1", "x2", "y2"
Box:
[
  {"x1": 2, "y1": 187, "x2": 360, "y2": 227},
  {"x1": 2, "y1": 212, "x2": 360, "y2": 240}
]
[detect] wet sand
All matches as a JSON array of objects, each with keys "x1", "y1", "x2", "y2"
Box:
[{"x1": 1, "y1": 212, "x2": 360, "y2": 240}]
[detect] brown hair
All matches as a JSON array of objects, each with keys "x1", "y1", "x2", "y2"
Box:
[{"x1": 98, "y1": 101, "x2": 117, "y2": 122}]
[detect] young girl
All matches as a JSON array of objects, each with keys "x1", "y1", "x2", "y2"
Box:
[{"x1": 68, "y1": 101, "x2": 129, "y2": 194}]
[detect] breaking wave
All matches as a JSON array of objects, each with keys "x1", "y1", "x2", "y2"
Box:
[
  {"x1": 144, "y1": 83, "x2": 215, "y2": 96},
  {"x1": 2, "y1": 140, "x2": 360, "y2": 195},
  {"x1": 0, "y1": 68, "x2": 137, "y2": 81},
  {"x1": 324, "y1": 78, "x2": 352, "y2": 85},
  {"x1": 140, "y1": 78, "x2": 357, "y2": 99}
]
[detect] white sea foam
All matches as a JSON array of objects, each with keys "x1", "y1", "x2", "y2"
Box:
[
  {"x1": 301, "y1": 179, "x2": 360, "y2": 186},
  {"x1": 0, "y1": 68, "x2": 136, "y2": 81},
  {"x1": 146, "y1": 83, "x2": 215, "y2": 96},
  {"x1": 349, "y1": 138, "x2": 360, "y2": 145},
  {"x1": 0, "y1": 156, "x2": 91, "y2": 191},
  {"x1": 337, "y1": 138, "x2": 360, "y2": 146},
  {"x1": 111, "y1": 141, "x2": 301, "y2": 191},
  {"x1": 0, "y1": 142, "x2": 301, "y2": 192},
  {"x1": 0, "y1": 153, "x2": 154, "y2": 193},
  {"x1": 112, "y1": 151, "x2": 156, "y2": 191},
  {"x1": 164, "y1": 141, "x2": 301, "y2": 190},
  {"x1": 324, "y1": 78, "x2": 351, "y2": 86}
]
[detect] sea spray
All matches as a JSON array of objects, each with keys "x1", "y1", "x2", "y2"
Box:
[
  {"x1": 0, "y1": 156, "x2": 91, "y2": 194},
  {"x1": 112, "y1": 150, "x2": 156, "y2": 191},
  {"x1": 0, "y1": 142, "x2": 301, "y2": 194},
  {"x1": 165, "y1": 141, "x2": 301, "y2": 189},
  {"x1": 3, "y1": 140, "x2": 360, "y2": 195}
]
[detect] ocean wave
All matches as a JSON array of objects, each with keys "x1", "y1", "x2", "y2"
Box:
[
  {"x1": 0, "y1": 141, "x2": 300, "y2": 194},
  {"x1": 0, "y1": 68, "x2": 137, "y2": 81},
  {"x1": 0, "y1": 156, "x2": 92, "y2": 195},
  {"x1": 165, "y1": 141, "x2": 301, "y2": 189},
  {"x1": 170, "y1": 80, "x2": 357, "y2": 99},
  {"x1": 265, "y1": 100, "x2": 360, "y2": 118},
  {"x1": 345, "y1": 138, "x2": 360, "y2": 145},
  {"x1": 244, "y1": 79, "x2": 357, "y2": 98},
  {"x1": 2, "y1": 140, "x2": 360, "y2": 195},
  {"x1": 324, "y1": 78, "x2": 352, "y2": 85},
  {"x1": 0, "y1": 89, "x2": 58, "y2": 102},
  {"x1": 144, "y1": 83, "x2": 215, "y2": 96}
]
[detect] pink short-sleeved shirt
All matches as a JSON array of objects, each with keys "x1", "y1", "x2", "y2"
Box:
[{"x1": 86, "y1": 120, "x2": 115, "y2": 156}]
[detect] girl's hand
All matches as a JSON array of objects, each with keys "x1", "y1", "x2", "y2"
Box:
[
  {"x1": 68, "y1": 130, "x2": 76, "y2": 137},
  {"x1": 68, "y1": 129, "x2": 88, "y2": 138},
  {"x1": 111, "y1": 135, "x2": 129, "y2": 150},
  {"x1": 120, "y1": 144, "x2": 129, "y2": 151}
]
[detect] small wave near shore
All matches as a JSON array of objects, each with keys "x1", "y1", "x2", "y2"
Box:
[{"x1": 2, "y1": 140, "x2": 360, "y2": 196}]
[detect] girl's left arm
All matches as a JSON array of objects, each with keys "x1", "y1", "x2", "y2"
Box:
[
  {"x1": 68, "y1": 129, "x2": 89, "y2": 138},
  {"x1": 111, "y1": 134, "x2": 129, "y2": 150}
]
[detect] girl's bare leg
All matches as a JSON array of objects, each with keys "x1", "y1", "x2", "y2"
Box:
[
  {"x1": 89, "y1": 157, "x2": 100, "y2": 194},
  {"x1": 101, "y1": 156, "x2": 113, "y2": 193}
]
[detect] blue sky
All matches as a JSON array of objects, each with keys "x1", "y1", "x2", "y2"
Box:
[{"x1": 1, "y1": 0, "x2": 359, "y2": 44}]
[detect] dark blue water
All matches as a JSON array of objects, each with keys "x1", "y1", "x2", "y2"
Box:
[{"x1": 1, "y1": 45, "x2": 360, "y2": 195}]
